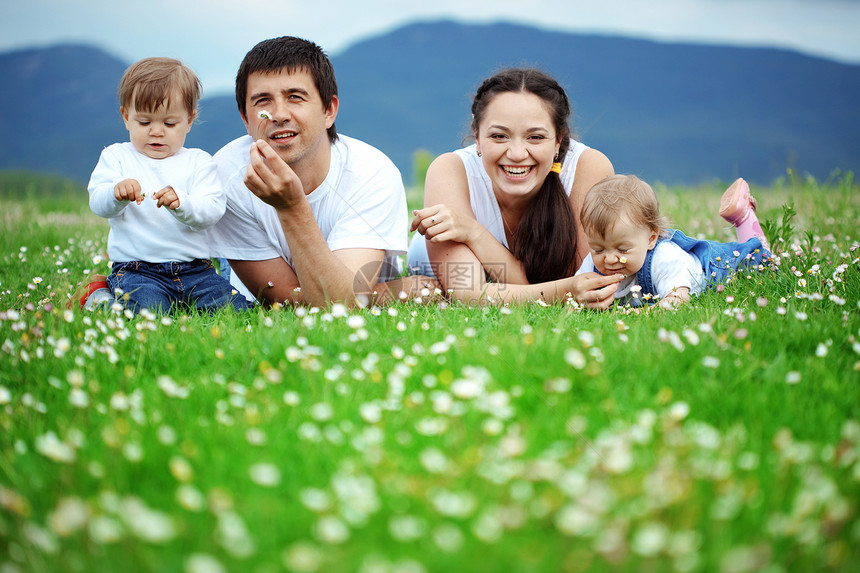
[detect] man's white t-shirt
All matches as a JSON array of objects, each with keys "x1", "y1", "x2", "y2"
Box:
[
  {"x1": 209, "y1": 134, "x2": 408, "y2": 300},
  {"x1": 576, "y1": 240, "x2": 706, "y2": 300}
]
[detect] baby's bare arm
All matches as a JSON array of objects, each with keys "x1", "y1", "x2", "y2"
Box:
[{"x1": 658, "y1": 287, "x2": 691, "y2": 310}]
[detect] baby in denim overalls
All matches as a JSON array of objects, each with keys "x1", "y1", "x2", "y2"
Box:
[{"x1": 575, "y1": 174, "x2": 772, "y2": 309}]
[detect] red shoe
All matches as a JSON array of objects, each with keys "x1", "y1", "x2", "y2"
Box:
[{"x1": 69, "y1": 275, "x2": 108, "y2": 310}]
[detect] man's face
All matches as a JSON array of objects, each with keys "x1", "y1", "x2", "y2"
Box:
[{"x1": 243, "y1": 69, "x2": 338, "y2": 168}]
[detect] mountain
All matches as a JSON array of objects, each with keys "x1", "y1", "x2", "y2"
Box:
[
  {"x1": 2, "y1": 21, "x2": 859, "y2": 187},
  {"x1": 333, "y1": 21, "x2": 860, "y2": 186},
  {"x1": 0, "y1": 45, "x2": 127, "y2": 182},
  {"x1": 0, "y1": 44, "x2": 246, "y2": 184}
]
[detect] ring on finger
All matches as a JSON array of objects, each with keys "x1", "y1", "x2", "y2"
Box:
[{"x1": 431, "y1": 218, "x2": 436, "y2": 223}]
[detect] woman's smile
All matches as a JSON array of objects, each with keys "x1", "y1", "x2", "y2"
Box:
[
  {"x1": 500, "y1": 164, "x2": 535, "y2": 179},
  {"x1": 476, "y1": 92, "x2": 560, "y2": 198}
]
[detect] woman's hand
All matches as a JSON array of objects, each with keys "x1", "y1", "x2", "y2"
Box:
[
  {"x1": 411, "y1": 205, "x2": 481, "y2": 246},
  {"x1": 566, "y1": 272, "x2": 624, "y2": 310}
]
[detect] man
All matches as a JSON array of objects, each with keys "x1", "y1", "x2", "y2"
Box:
[{"x1": 210, "y1": 36, "x2": 409, "y2": 307}]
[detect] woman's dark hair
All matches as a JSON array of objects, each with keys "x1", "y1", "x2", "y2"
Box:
[
  {"x1": 471, "y1": 68, "x2": 577, "y2": 283},
  {"x1": 235, "y1": 36, "x2": 338, "y2": 143}
]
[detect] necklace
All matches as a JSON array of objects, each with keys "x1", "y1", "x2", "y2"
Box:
[{"x1": 500, "y1": 208, "x2": 518, "y2": 241}]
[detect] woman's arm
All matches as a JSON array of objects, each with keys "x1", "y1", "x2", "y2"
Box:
[
  {"x1": 422, "y1": 152, "x2": 622, "y2": 305},
  {"x1": 414, "y1": 153, "x2": 529, "y2": 283},
  {"x1": 568, "y1": 148, "x2": 615, "y2": 266}
]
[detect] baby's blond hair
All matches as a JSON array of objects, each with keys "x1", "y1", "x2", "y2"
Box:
[
  {"x1": 118, "y1": 57, "x2": 201, "y2": 117},
  {"x1": 581, "y1": 174, "x2": 670, "y2": 239}
]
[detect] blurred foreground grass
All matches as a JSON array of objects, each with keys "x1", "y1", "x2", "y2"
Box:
[{"x1": 0, "y1": 171, "x2": 858, "y2": 573}]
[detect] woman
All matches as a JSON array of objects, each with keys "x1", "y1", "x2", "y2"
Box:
[{"x1": 408, "y1": 68, "x2": 622, "y2": 308}]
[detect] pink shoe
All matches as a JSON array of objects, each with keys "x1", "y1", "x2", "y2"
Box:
[
  {"x1": 719, "y1": 178, "x2": 756, "y2": 223},
  {"x1": 719, "y1": 178, "x2": 769, "y2": 249}
]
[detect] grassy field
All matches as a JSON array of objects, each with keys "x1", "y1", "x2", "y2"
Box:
[{"x1": 0, "y1": 171, "x2": 858, "y2": 573}]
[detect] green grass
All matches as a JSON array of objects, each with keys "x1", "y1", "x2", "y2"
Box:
[{"x1": 0, "y1": 172, "x2": 858, "y2": 573}]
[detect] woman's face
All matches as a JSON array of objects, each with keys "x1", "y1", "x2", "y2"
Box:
[{"x1": 475, "y1": 91, "x2": 561, "y2": 202}]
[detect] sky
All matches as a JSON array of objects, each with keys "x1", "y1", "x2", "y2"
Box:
[{"x1": 2, "y1": 0, "x2": 859, "y2": 96}]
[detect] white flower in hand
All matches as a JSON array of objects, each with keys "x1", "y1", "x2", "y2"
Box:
[{"x1": 256, "y1": 110, "x2": 273, "y2": 141}]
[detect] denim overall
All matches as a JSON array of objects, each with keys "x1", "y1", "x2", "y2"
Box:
[{"x1": 636, "y1": 229, "x2": 772, "y2": 298}]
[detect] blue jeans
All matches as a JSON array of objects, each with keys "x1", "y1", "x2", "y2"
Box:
[
  {"x1": 406, "y1": 234, "x2": 436, "y2": 277},
  {"x1": 107, "y1": 259, "x2": 253, "y2": 314},
  {"x1": 215, "y1": 258, "x2": 232, "y2": 283}
]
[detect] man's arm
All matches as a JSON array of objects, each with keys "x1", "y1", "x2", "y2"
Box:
[
  {"x1": 243, "y1": 140, "x2": 396, "y2": 307},
  {"x1": 230, "y1": 245, "x2": 385, "y2": 308},
  {"x1": 271, "y1": 190, "x2": 386, "y2": 306},
  {"x1": 228, "y1": 257, "x2": 302, "y2": 306}
]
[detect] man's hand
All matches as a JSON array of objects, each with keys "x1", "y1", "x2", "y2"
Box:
[{"x1": 243, "y1": 140, "x2": 305, "y2": 210}]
